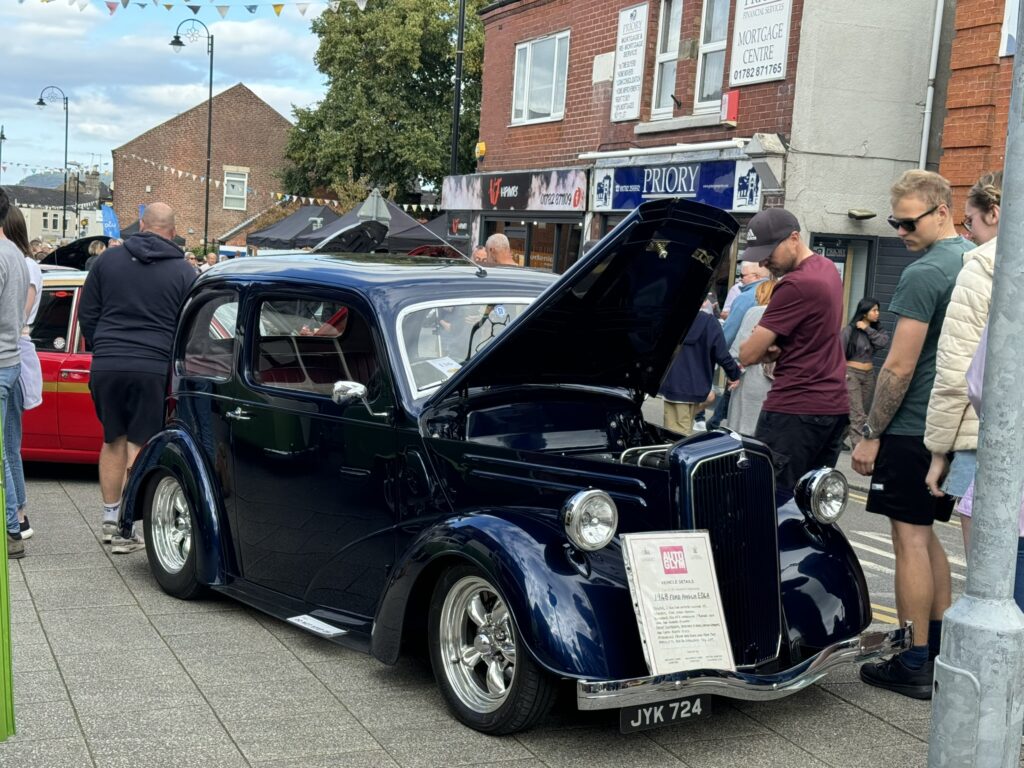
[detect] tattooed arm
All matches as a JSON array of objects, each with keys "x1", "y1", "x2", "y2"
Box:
[
  {"x1": 851, "y1": 317, "x2": 928, "y2": 475},
  {"x1": 865, "y1": 317, "x2": 929, "y2": 432}
]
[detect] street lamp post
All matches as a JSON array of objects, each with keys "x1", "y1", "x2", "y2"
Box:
[
  {"x1": 170, "y1": 19, "x2": 214, "y2": 252},
  {"x1": 449, "y1": 0, "x2": 467, "y2": 176},
  {"x1": 36, "y1": 86, "x2": 69, "y2": 239},
  {"x1": 0, "y1": 126, "x2": 6, "y2": 186}
]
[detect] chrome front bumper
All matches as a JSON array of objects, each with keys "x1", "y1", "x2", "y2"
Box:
[{"x1": 577, "y1": 625, "x2": 910, "y2": 711}]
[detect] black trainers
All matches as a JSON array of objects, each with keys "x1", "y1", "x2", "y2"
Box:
[
  {"x1": 7, "y1": 531, "x2": 25, "y2": 560},
  {"x1": 859, "y1": 655, "x2": 934, "y2": 699},
  {"x1": 20, "y1": 515, "x2": 33, "y2": 540}
]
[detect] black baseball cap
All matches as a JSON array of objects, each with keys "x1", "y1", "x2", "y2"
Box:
[{"x1": 741, "y1": 208, "x2": 801, "y2": 262}]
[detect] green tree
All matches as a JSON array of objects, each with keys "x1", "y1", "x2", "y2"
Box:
[{"x1": 283, "y1": 0, "x2": 484, "y2": 199}]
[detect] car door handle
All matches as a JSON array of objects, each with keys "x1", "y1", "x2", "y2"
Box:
[
  {"x1": 225, "y1": 407, "x2": 251, "y2": 421},
  {"x1": 60, "y1": 369, "x2": 91, "y2": 381}
]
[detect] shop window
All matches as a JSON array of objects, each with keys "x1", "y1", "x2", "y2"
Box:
[
  {"x1": 695, "y1": 0, "x2": 729, "y2": 111},
  {"x1": 652, "y1": 0, "x2": 683, "y2": 118},
  {"x1": 511, "y1": 31, "x2": 570, "y2": 125},
  {"x1": 223, "y1": 169, "x2": 248, "y2": 211}
]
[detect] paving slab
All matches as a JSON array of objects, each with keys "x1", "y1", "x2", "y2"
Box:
[{"x1": 6, "y1": 466, "x2": 1024, "y2": 768}]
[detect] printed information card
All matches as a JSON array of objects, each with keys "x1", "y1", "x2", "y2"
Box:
[{"x1": 621, "y1": 531, "x2": 735, "y2": 675}]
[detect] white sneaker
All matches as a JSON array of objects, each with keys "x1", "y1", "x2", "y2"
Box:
[
  {"x1": 110, "y1": 531, "x2": 145, "y2": 554},
  {"x1": 101, "y1": 521, "x2": 118, "y2": 544}
]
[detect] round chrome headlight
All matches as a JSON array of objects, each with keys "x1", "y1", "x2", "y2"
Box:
[
  {"x1": 563, "y1": 489, "x2": 618, "y2": 551},
  {"x1": 796, "y1": 468, "x2": 849, "y2": 524}
]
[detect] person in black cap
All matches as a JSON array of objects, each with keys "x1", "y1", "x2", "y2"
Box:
[{"x1": 738, "y1": 207, "x2": 849, "y2": 502}]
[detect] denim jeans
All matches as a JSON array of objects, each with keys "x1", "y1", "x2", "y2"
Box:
[
  {"x1": 0, "y1": 363, "x2": 22, "y2": 534},
  {"x1": 1014, "y1": 538, "x2": 1024, "y2": 614},
  {"x1": 6, "y1": 375, "x2": 26, "y2": 514}
]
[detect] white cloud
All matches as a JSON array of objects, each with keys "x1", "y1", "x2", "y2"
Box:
[{"x1": 1, "y1": 1, "x2": 326, "y2": 174}]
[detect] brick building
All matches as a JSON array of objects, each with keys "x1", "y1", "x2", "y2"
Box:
[
  {"x1": 445, "y1": 0, "x2": 955, "y2": 319},
  {"x1": 939, "y1": 0, "x2": 1016, "y2": 210},
  {"x1": 112, "y1": 84, "x2": 291, "y2": 250}
]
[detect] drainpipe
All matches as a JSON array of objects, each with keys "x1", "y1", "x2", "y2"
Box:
[{"x1": 919, "y1": 0, "x2": 946, "y2": 169}]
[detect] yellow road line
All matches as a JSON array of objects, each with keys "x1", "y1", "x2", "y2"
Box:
[
  {"x1": 871, "y1": 603, "x2": 898, "y2": 616},
  {"x1": 872, "y1": 612, "x2": 899, "y2": 625},
  {"x1": 850, "y1": 492, "x2": 867, "y2": 503}
]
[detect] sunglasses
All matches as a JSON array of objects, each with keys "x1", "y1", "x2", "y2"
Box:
[
  {"x1": 887, "y1": 205, "x2": 938, "y2": 233},
  {"x1": 961, "y1": 215, "x2": 975, "y2": 234}
]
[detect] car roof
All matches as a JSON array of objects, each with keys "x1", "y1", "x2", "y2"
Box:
[
  {"x1": 206, "y1": 252, "x2": 557, "y2": 290},
  {"x1": 41, "y1": 269, "x2": 88, "y2": 287}
]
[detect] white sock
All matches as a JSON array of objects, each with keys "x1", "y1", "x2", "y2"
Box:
[{"x1": 102, "y1": 503, "x2": 120, "y2": 524}]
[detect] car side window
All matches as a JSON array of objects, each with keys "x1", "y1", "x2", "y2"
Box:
[
  {"x1": 179, "y1": 291, "x2": 239, "y2": 380},
  {"x1": 31, "y1": 287, "x2": 74, "y2": 351},
  {"x1": 252, "y1": 297, "x2": 380, "y2": 398}
]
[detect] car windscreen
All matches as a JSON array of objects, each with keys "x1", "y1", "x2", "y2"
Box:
[{"x1": 398, "y1": 298, "x2": 533, "y2": 395}]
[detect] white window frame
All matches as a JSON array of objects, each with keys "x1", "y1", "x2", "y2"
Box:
[
  {"x1": 223, "y1": 167, "x2": 249, "y2": 212},
  {"x1": 694, "y1": 0, "x2": 730, "y2": 113},
  {"x1": 651, "y1": 0, "x2": 682, "y2": 119},
  {"x1": 511, "y1": 30, "x2": 571, "y2": 126},
  {"x1": 1001, "y1": 0, "x2": 1018, "y2": 57}
]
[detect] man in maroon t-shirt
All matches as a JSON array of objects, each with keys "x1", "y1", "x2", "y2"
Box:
[{"x1": 739, "y1": 208, "x2": 850, "y2": 500}]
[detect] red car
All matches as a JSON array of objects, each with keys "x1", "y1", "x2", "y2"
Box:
[{"x1": 22, "y1": 269, "x2": 103, "y2": 463}]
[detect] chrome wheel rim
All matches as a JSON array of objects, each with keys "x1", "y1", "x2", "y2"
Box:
[
  {"x1": 439, "y1": 575, "x2": 517, "y2": 713},
  {"x1": 150, "y1": 476, "x2": 192, "y2": 574}
]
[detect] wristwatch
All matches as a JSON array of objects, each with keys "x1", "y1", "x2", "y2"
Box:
[{"x1": 860, "y1": 423, "x2": 881, "y2": 441}]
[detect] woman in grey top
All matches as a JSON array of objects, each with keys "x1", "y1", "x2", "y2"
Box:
[
  {"x1": 727, "y1": 278, "x2": 777, "y2": 436},
  {"x1": 842, "y1": 298, "x2": 889, "y2": 448}
]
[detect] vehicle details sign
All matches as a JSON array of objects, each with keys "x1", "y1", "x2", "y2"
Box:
[
  {"x1": 729, "y1": 0, "x2": 792, "y2": 87},
  {"x1": 621, "y1": 531, "x2": 734, "y2": 675}
]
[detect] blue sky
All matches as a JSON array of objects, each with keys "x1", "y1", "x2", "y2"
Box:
[{"x1": 1, "y1": 0, "x2": 329, "y2": 183}]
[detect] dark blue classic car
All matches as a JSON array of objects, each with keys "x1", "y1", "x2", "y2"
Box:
[{"x1": 123, "y1": 199, "x2": 908, "y2": 735}]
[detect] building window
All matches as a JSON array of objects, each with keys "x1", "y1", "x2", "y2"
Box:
[
  {"x1": 652, "y1": 0, "x2": 682, "y2": 118},
  {"x1": 1002, "y1": 0, "x2": 1018, "y2": 56},
  {"x1": 695, "y1": 0, "x2": 730, "y2": 111},
  {"x1": 511, "y1": 31, "x2": 570, "y2": 125},
  {"x1": 223, "y1": 170, "x2": 248, "y2": 211},
  {"x1": 42, "y1": 213, "x2": 49, "y2": 230}
]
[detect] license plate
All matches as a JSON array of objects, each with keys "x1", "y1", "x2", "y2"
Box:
[{"x1": 618, "y1": 696, "x2": 710, "y2": 733}]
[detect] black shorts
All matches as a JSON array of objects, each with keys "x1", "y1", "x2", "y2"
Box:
[
  {"x1": 754, "y1": 411, "x2": 849, "y2": 498},
  {"x1": 89, "y1": 370, "x2": 167, "y2": 445},
  {"x1": 866, "y1": 434, "x2": 955, "y2": 526}
]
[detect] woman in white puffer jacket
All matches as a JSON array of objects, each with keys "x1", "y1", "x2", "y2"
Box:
[{"x1": 924, "y1": 172, "x2": 1001, "y2": 547}]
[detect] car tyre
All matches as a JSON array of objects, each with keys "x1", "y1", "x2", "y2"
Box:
[
  {"x1": 143, "y1": 471, "x2": 203, "y2": 600},
  {"x1": 428, "y1": 565, "x2": 555, "y2": 734}
]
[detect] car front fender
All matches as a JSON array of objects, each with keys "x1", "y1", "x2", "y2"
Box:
[
  {"x1": 373, "y1": 510, "x2": 634, "y2": 680},
  {"x1": 777, "y1": 498, "x2": 872, "y2": 660},
  {"x1": 121, "y1": 428, "x2": 230, "y2": 587}
]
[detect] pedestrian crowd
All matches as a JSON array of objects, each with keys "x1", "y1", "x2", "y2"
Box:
[
  {"x1": 659, "y1": 167, "x2": 1006, "y2": 702},
  {"x1": 2, "y1": 191, "x2": 197, "y2": 560}
]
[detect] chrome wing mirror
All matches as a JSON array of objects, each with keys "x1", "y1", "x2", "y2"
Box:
[{"x1": 332, "y1": 380, "x2": 389, "y2": 417}]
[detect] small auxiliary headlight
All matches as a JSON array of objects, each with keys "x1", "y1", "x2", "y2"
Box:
[
  {"x1": 563, "y1": 489, "x2": 618, "y2": 551},
  {"x1": 795, "y1": 468, "x2": 849, "y2": 525}
]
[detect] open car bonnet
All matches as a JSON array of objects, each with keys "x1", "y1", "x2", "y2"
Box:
[{"x1": 426, "y1": 198, "x2": 739, "y2": 405}]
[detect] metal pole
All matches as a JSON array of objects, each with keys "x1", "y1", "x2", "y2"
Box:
[
  {"x1": 0, "y1": 394, "x2": 13, "y2": 741},
  {"x1": 0, "y1": 126, "x2": 5, "y2": 186},
  {"x1": 449, "y1": 0, "x2": 467, "y2": 177},
  {"x1": 204, "y1": 34, "x2": 214, "y2": 252},
  {"x1": 928, "y1": 1, "x2": 1024, "y2": 763},
  {"x1": 74, "y1": 173, "x2": 80, "y2": 237},
  {"x1": 61, "y1": 97, "x2": 68, "y2": 240}
]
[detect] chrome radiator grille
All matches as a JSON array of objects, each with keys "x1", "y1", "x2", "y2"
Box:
[{"x1": 689, "y1": 449, "x2": 781, "y2": 667}]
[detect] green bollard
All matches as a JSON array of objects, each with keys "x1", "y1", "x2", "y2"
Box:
[{"x1": 0, "y1": 422, "x2": 13, "y2": 741}]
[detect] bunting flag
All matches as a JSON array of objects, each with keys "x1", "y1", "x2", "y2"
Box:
[{"x1": 36, "y1": 0, "x2": 353, "y2": 13}]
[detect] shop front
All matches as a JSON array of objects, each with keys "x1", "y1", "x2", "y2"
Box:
[
  {"x1": 590, "y1": 157, "x2": 763, "y2": 300},
  {"x1": 441, "y1": 169, "x2": 588, "y2": 273}
]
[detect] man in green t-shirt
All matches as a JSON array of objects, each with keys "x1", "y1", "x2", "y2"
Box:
[{"x1": 853, "y1": 170, "x2": 971, "y2": 699}]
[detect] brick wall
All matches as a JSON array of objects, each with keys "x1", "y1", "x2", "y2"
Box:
[
  {"x1": 478, "y1": 0, "x2": 802, "y2": 171},
  {"x1": 938, "y1": 0, "x2": 1012, "y2": 211},
  {"x1": 112, "y1": 84, "x2": 291, "y2": 249}
]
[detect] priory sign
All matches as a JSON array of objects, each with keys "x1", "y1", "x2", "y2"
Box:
[{"x1": 610, "y1": 4, "x2": 649, "y2": 122}]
